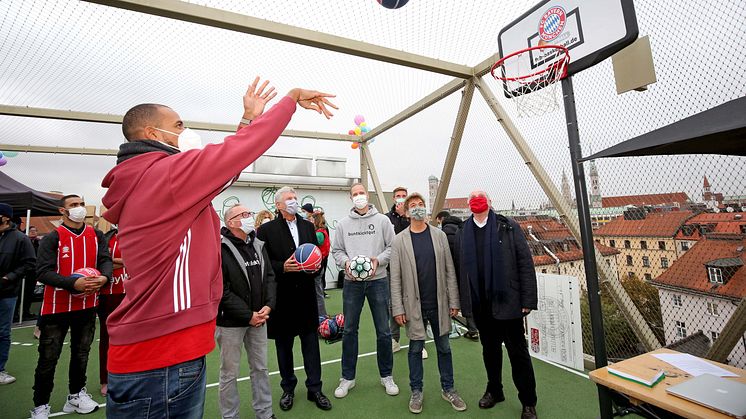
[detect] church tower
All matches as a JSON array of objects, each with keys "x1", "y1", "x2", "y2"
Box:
[{"x1": 589, "y1": 159, "x2": 602, "y2": 208}]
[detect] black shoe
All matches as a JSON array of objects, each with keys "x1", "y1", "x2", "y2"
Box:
[
  {"x1": 478, "y1": 391, "x2": 505, "y2": 409},
  {"x1": 307, "y1": 391, "x2": 332, "y2": 410},
  {"x1": 279, "y1": 391, "x2": 294, "y2": 411},
  {"x1": 464, "y1": 331, "x2": 480, "y2": 341},
  {"x1": 521, "y1": 405, "x2": 537, "y2": 419}
]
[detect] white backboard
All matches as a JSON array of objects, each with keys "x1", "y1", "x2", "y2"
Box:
[{"x1": 498, "y1": 0, "x2": 638, "y2": 80}]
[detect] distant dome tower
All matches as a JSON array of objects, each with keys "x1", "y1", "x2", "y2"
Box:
[
  {"x1": 428, "y1": 175, "x2": 439, "y2": 212},
  {"x1": 561, "y1": 169, "x2": 575, "y2": 208},
  {"x1": 589, "y1": 159, "x2": 602, "y2": 208}
]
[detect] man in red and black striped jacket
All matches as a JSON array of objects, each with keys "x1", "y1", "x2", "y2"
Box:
[
  {"x1": 96, "y1": 227, "x2": 126, "y2": 397},
  {"x1": 30, "y1": 195, "x2": 112, "y2": 419}
]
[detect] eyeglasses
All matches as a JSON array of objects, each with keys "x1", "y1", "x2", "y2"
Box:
[{"x1": 229, "y1": 211, "x2": 254, "y2": 221}]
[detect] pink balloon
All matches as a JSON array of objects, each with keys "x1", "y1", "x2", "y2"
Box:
[
  {"x1": 0, "y1": 158, "x2": 7, "y2": 167},
  {"x1": 354, "y1": 115, "x2": 365, "y2": 126}
]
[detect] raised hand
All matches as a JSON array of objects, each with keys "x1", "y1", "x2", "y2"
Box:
[
  {"x1": 288, "y1": 88, "x2": 338, "y2": 119},
  {"x1": 243, "y1": 76, "x2": 278, "y2": 120}
]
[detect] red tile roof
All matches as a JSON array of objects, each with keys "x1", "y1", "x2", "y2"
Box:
[
  {"x1": 675, "y1": 212, "x2": 746, "y2": 240},
  {"x1": 602, "y1": 192, "x2": 690, "y2": 208},
  {"x1": 443, "y1": 197, "x2": 469, "y2": 209},
  {"x1": 595, "y1": 211, "x2": 693, "y2": 237},
  {"x1": 532, "y1": 243, "x2": 619, "y2": 266},
  {"x1": 651, "y1": 237, "x2": 746, "y2": 299}
]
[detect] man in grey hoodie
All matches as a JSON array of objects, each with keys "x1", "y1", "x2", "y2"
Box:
[{"x1": 331, "y1": 183, "x2": 399, "y2": 399}]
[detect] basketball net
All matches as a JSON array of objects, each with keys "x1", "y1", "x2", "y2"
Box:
[{"x1": 491, "y1": 45, "x2": 570, "y2": 117}]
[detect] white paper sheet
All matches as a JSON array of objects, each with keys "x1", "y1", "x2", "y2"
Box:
[{"x1": 652, "y1": 353, "x2": 739, "y2": 377}]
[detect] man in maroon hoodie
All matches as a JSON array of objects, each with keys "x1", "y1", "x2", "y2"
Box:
[{"x1": 100, "y1": 77, "x2": 336, "y2": 418}]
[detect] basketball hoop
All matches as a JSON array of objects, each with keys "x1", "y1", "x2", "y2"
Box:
[{"x1": 491, "y1": 45, "x2": 570, "y2": 117}]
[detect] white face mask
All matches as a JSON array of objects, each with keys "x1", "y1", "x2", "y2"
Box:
[
  {"x1": 284, "y1": 199, "x2": 299, "y2": 215},
  {"x1": 239, "y1": 217, "x2": 255, "y2": 234},
  {"x1": 352, "y1": 194, "x2": 368, "y2": 210},
  {"x1": 67, "y1": 207, "x2": 87, "y2": 223},
  {"x1": 261, "y1": 218, "x2": 271, "y2": 225},
  {"x1": 395, "y1": 197, "x2": 405, "y2": 204},
  {"x1": 155, "y1": 127, "x2": 203, "y2": 152}
]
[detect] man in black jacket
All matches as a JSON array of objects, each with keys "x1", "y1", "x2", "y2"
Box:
[
  {"x1": 385, "y1": 186, "x2": 411, "y2": 353},
  {"x1": 216, "y1": 204, "x2": 277, "y2": 419},
  {"x1": 257, "y1": 186, "x2": 331, "y2": 412},
  {"x1": 0, "y1": 203, "x2": 36, "y2": 385},
  {"x1": 436, "y1": 210, "x2": 479, "y2": 341},
  {"x1": 455, "y1": 190, "x2": 538, "y2": 419}
]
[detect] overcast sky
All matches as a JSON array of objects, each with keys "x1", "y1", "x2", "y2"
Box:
[{"x1": 0, "y1": 0, "x2": 744, "y2": 212}]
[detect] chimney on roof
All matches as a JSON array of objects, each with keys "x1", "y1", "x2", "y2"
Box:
[{"x1": 623, "y1": 207, "x2": 646, "y2": 220}]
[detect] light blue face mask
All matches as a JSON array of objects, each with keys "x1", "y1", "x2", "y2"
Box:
[
  {"x1": 285, "y1": 199, "x2": 299, "y2": 215},
  {"x1": 409, "y1": 206, "x2": 427, "y2": 221}
]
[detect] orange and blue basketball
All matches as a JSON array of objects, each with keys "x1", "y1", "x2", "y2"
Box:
[
  {"x1": 294, "y1": 243, "x2": 322, "y2": 272},
  {"x1": 377, "y1": 0, "x2": 409, "y2": 9},
  {"x1": 334, "y1": 313, "x2": 345, "y2": 329},
  {"x1": 317, "y1": 318, "x2": 338, "y2": 339}
]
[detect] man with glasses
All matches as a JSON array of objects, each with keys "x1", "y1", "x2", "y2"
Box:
[{"x1": 216, "y1": 204, "x2": 277, "y2": 419}]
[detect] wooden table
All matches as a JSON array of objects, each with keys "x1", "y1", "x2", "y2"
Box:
[{"x1": 589, "y1": 348, "x2": 746, "y2": 419}]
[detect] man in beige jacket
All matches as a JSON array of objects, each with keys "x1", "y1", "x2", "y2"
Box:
[{"x1": 389, "y1": 193, "x2": 466, "y2": 415}]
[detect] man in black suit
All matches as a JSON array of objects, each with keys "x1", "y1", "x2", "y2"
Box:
[{"x1": 256, "y1": 186, "x2": 332, "y2": 412}]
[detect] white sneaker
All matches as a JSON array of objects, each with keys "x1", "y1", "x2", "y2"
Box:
[
  {"x1": 334, "y1": 378, "x2": 355, "y2": 398},
  {"x1": 380, "y1": 375, "x2": 399, "y2": 396},
  {"x1": 0, "y1": 370, "x2": 16, "y2": 384},
  {"x1": 30, "y1": 404, "x2": 51, "y2": 419},
  {"x1": 63, "y1": 388, "x2": 99, "y2": 414},
  {"x1": 422, "y1": 347, "x2": 429, "y2": 359},
  {"x1": 392, "y1": 338, "x2": 401, "y2": 353}
]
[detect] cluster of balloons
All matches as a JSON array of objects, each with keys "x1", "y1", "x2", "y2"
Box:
[
  {"x1": 0, "y1": 151, "x2": 18, "y2": 167},
  {"x1": 347, "y1": 115, "x2": 375, "y2": 149}
]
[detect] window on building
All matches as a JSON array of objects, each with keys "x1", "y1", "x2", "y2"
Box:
[
  {"x1": 711, "y1": 331, "x2": 720, "y2": 341},
  {"x1": 570, "y1": 262, "x2": 575, "y2": 268},
  {"x1": 624, "y1": 240, "x2": 631, "y2": 249},
  {"x1": 626, "y1": 255, "x2": 633, "y2": 266},
  {"x1": 672, "y1": 294, "x2": 682, "y2": 307},
  {"x1": 708, "y1": 267, "x2": 724, "y2": 284},
  {"x1": 644, "y1": 273, "x2": 652, "y2": 281},
  {"x1": 681, "y1": 242, "x2": 690, "y2": 251},
  {"x1": 627, "y1": 272, "x2": 634, "y2": 278},
  {"x1": 642, "y1": 256, "x2": 650, "y2": 267},
  {"x1": 706, "y1": 301, "x2": 720, "y2": 316},
  {"x1": 609, "y1": 239, "x2": 616, "y2": 247},
  {"x1": 661, "y1": 257, "x2": 669, "y2": 268},
  {"x1": 658, "y1": 241, "x2": 666, "y2": 250},
  {"x1": 675, "y1": 320, "x2": 687, "y2": 338},
  {"x1": 606, "y1": 260, "x2": 611, "y2": 266},
  {"x1": 541, "y1": 269, "x2": 547, "y2": 274},
  {"x1": 741, "y1": 225, "x2": 746, "y2": 234},
  {"x1": 640, "y1": 240, "x2": 648, "y2": 249}
]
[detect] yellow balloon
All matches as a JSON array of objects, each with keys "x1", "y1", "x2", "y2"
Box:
[
  {"x1": 354, "y1": 127, "x2": 362, "y2": 136},
  {"x1": 360, "y1": 122, "x2": 367, "y2": 128}
]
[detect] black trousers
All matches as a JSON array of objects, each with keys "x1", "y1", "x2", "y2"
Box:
[
  {"x1": 274, "y1": 330, "x2": 322, "y2": 394},
  {"x1": 473, "y1": 310, "x2": 537, "y2": 407},
  {"x1": 33, "y1": 308, "x2": 96, "y2": 406}
]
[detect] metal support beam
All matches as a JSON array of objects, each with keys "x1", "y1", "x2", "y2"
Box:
[
  {"x1": 0, "y1": 105, "x2": 357, "y2": 142},
  {"x1": 359, "y1": 146, "x2": 369, "y2": 191},
  {"x1": 473, "y1": 76, "x2": 661, "y2": 352},
  {"x1": 472, "y1": 53, "x2": 501, "y2": 78},
  {"x1": 362, "y1": 78, "x2": 466, "y2": 143},
  {"x1": 361, "y1": 144, "x2": 389, "y2": 212},
  {"x1": 431, "y1": 79, "x2": 475, "y2": 220},
  {"x1": 706, "y1": 298, "x2": 746, "y2": 363},
  {"x1": 83, "y1": 0, "x2": 473, "y2": 78},
  {"x1": 0, "y1": 144, "x2": 118, "y2": 156}
]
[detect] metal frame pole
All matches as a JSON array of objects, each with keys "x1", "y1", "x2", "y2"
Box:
[
  {"x1": 361, "y1": 144, "x2": 390, "y2": 211},
  {"x1": 561, "y1": 76, "x2": 613, "y2": 419},
  {"x1": 431, "y1": 80, "x2": 475, "y2": 220}
]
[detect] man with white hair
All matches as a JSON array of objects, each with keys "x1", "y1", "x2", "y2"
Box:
[
  {"x1": 257, "y1": 186, "x2": 331, "y2": 412},
  {"x1": 454, "y1": 190, "x2": 538, "y2": 419}
]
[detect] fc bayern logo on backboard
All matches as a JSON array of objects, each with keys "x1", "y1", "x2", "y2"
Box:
[{"x1": 538, "y1": 6, "x2": 567, "y2": 41}]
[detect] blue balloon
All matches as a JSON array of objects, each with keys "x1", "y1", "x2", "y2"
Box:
[{"x1": 361, "y1": 126, "x2": 370, "y2": 133}]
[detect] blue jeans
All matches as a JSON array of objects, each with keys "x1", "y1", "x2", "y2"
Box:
[
  {"x1": 0, "y1": 297, "x2": 16, "y2": 372},
  {"x1": 342, "y1": 279, "x2": 393, "y2": 379},
  {"x1": 408, "y1": 309, "x2": 454, "y2": 392},
  {"x1": 106, "y1": 356, "x2": 206, "y2": 419}
]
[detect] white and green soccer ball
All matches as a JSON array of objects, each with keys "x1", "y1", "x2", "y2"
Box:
[{"x1": 349, "y1": 255, "x2": 374, "y2": 280}]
